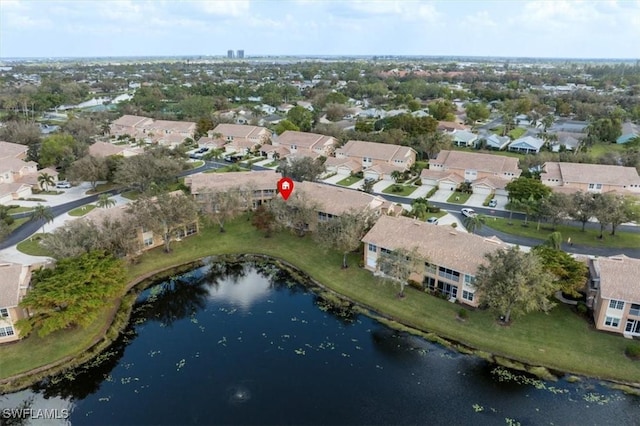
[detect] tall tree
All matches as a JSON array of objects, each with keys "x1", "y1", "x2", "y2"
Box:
[
  {"x1": 567, "y1": 191, "x2": 597, "y2": 232},
  {"x1": 505, "y1": 177, "x2": 552, "y2": 203},
  {"x1": 314, "y1": 210, "x2": 375, "y2": 269},
  {"x1": 268, "y1": 191, "x2": 319, "y2": 237},
  {"x1": 251, "y1": 204, "x2": 277, "y2": 237},
  {"x1": 37, "y1": 172, "x2": 55, "y2": 192},
  {"x1": 39, "y1": 133, "x2": 87, "y2": 170},
  {"x1": 17, "y1": 251, "x2": 127, "y2": 337},
  {"x1": 114, "y1": 152, "x2": 184, "y2": 193},
  {"x1": 201, "y1": 187, "x2": 245, "y2": 232},
  {"x1": 67, "y1": 155, "x2": 109, "y2": 191},
  {"x1": 532, "y1": 245, "x2": 588, "y2": 297},
  {"x1": 277, "y1": 156, "x2": 326, "y2": 182},
  {"x1": 376, "y1": 247, "x2": 422, "y2": 298},
  {"x1": 464, "y1": 214, "x2": 486, "y2": 234},
  {"x1": 287, "y1": 105, "x2": 313, "y2": 131},
  {"x1": 30, "y1": 204, "x2": 54, "y2": 233},
  {"x1": 474, "y1": 246, "x2": 556, "y2": 323},
  {"x1": 538, "y1": 192, "x2": 570, "y2": 230},
  {"x1": 129, "y1": 193, "x2": 199, "y2": 253}
]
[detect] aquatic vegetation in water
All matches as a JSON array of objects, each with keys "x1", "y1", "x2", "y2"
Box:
[
  {"x1": 472, "y1": 404, "x2": 484, "y2": 412},
  {"x1": 492, "y1": 367, "x2": 568, "y2": 395},
  {"x1": 505, "y1": 418, "x2": 521, "y2": 426},
  {"x1": 176, "y1": 359, "x2": 186, "y2": 371},
  {"x1": 294, "y1": 348, "x2": 306, "y2": 355}
]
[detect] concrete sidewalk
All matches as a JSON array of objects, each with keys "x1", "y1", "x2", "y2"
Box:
[{"x1": 10, "y1": 181, "x2": 99, "y2": 208}]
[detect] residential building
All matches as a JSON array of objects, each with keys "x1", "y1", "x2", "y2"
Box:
[
  {"x1": 109, "y1": 115, "x2": 196, "y2": 146},
  {"x1": 483, "y1": 134, "x2": 511, "y2": 150},
  {"x1": 210, "y1": 124, "x2": 271, "y2": 144},
  {"x1": 617, "y1": 122, "x2": 640, "y2": 144},
  {"x1": 550, "y1": 132, "x2": 582, "y2": 152},
  {"x1": 361, "y1": 215, "x2": 506, "y2": 307},
  {"x1": 333, "y1": 140, "x2": 416, "y2": 181},
  {"x1": 271, "y1": 131, "x2": 337, "y2": 160},
  {"x1": 0, "y1": 262, "x2": 32, "y2": 343},
  {"x1": 185, "y1": 170, "x2": 282, "y2": 209},
  {"x1": 540, "y1": 162, "x2": 640, "y2": 195},
  {"x1": 450, "y1": 130, "x2": 478, "y2": 147},
  {"x1": 508, "y1": 136, "x2": 545, "y2": 154},
  {"x1": 88, "y1": 141, "x2": 144, "y2": 158},
  {"x1": 420, "y1": 150, "x2": 521, "y2": 195},
  {"x1": 587, "y1": 255, "x2": 640, "y2": 337},
  {"x1": 0, "y1": 141, "x2": 58, "y2": 204}
]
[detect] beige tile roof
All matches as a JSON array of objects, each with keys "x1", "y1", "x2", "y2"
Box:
[
  {"x1": 111, "y1": 115, "x2": 152, "y2": 128},
  {"x1": 430, "y1": 150, "x2": 521, "y2": 176},
  {"x1": 89, "y1": 141, "x2": 126, "y2": 157},
  {"x1": 362, "y1": 215, "x2": 506, "y2": 275},
  {"x1": 197, "y1": 137, "x2": 227, "y2": 149},
  {"x1": 437, "y1": 121, "x2": 470, "y2": 132},
  {"x1": 338, "y1": 140, "x2": 416, "y2": 163},
  {"x1": 0, "y1": 158, "x2": 37, "y2": 175},
  {"x1": 276, "y1": 131, "x2": 337, "y2": 151},
  {"x1": 83, "y1": 204, "x2": 132, "y2": 224},
  {"x1": 16, "y1": 167, "x2": 58, "y2": 186},
  {"x1": 420, "y1": 169, "x2": 464, "y2": 184},
  {"x1": 595, "y1": 255, "x2": 640, "y2": 302},
  {"x1": 542, "y1": 162, "x2": 640, "y2": 186},
  {"x1": 296, "y1": 182, "x2": 385, "y2": 216},
  {"x1": 212, "y1": 124, "x2": 269, "y2": 139},
  {"x1": 472, "y1": 176, "x2": 510, "y2": 191},
  {"x1": 227, "y1": 138, "x2": 259, "y2": 150},
  {"x1": 326, "y1": 157, "x2": 362, "y2": 172},
  {"x1": 149, "y1": 120, "x2": 196, "y2": 133},
  {"x1": 185, "y1": 170, "x2": 282, "y2": 194},
  {"x1": 0, "y1": 262, "x2": 29, "y2": 308},
  {"x1": 366, "y1": 162, "x2": 405, "y2": 175},
  {"x1": 0, "y1": 182, "x2": 31, "y2": 198},
  {"x1": 0, "y1": 141, "x2": 29, "y2": 160}
]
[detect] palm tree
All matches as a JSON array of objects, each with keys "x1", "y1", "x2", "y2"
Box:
[
  {"x1": 546, "y1": 231, "x2": 563, "y2": 250},
  {"x1": 37, "y1": 173, "x2": 55, "y2": 192},
  {"x1": 30, "y1": 204, "x2": 54, "y2": 233},
  {"x1": 464, "y1": 214, "x2": 486, "y2": 234},
  {"x1": 96, "y1": 194, "x2": 116, "y2": 209},
  {"x1": 391, "y1": 170, "x2": 403, "y2": 183}
]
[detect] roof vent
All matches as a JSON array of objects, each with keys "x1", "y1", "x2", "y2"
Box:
[{"x1": 449, "y1": 231, "x2": 457, "y2": 235}]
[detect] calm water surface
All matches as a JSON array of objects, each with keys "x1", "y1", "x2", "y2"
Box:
[{"x1": 2, "y1": 262, "x2": 639, "y2": 425}]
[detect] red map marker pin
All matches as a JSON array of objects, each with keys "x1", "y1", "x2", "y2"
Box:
[{"x1": 277, "y1": 177, "x2": 294, "y2": 200}]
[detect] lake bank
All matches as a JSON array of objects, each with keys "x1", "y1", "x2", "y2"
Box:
[{"x1": 2, "y1": 216, "x2": 640, "y2": 392}]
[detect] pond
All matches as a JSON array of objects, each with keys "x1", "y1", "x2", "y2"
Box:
[{"x1": 1, "y1": 261, "x2": 639, "y2": 425}]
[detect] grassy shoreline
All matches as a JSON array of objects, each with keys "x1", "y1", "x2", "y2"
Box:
[{"x1": 2, "y1": 215, "x2": 640, "y2": 391}]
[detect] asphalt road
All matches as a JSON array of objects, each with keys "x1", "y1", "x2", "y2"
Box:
[{"x1": 2, "y1": 162, "x2": 638, "y2": 258}]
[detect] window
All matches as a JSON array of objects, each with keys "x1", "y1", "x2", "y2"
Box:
[
  {"x1": 143, "y1": 237, "x2": 154, "y2": 247},
  {"x1": 588, "y1": 183, "x2": 602, "y2": 190},
  {"x1": 424, "y1": 262, "x2": 437, "y2": 275},
  {"x1": 630, "y1": 304, "x2": 640, "y2": 317},
  {"x1": 424, "y1": 276, "x2": 437, "y2": 291},
  {"x1": 186, "y1": 224, "x2": 198, "y2": 236},
  {"x1": 437, "y1": 281, "x2": 458, "y2": 298},
  {"x1": 462, "y1": 290, "x2": 474, "y2": 302},
  {"x1": 464, "y1": 275, "x2": 475, "y2": 286},
  {"x1": 368, "y1": 243, "x2": 377, "y2": 253},
  {"x1": 380, "y1": 247, "x2": 392, "y2": 255},
  {"x1": 604, "y1": 316, "x2": 620, "y2": 328},
  {"x1": 0, "y1": 326, "x2": 15, "y2": 337},
  {"x1": 0, "y1": 308, "x2": 8, "y2": 318},
  {"x1": 438, "y1": 266, "x2": 460, "y2": 282},
  {"x1": 609, "y1": 299, "x2": 624, "y2": 310}
]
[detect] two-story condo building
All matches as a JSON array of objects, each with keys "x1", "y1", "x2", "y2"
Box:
[
  {"x1": 587, "y1": 255, "x2": 640, "y2": 337},
  {"x1": 0, "y1": 262, "x2": 33, "y2": 343},
  {"x1": 361, "y1": 215, "x2": 506, "y2": 307},
  {"x1": 329, "y1": 140, "x2": 417, "y2": 181},
  {"x1": 268, "y1": 131, "x2": 337, "y2": 161},
  {"x1": 0, "y1": 141, "x2": 58, "y2": 204},
  {"x1": 109, "y1": 115, "x2": 196, "y2": 146},
  {"x1": 541, "y1": 162, "x2": 640, "y2": 195},
  {"x1": 420, "y1": 150, "x2": 521, "y2": 195}
]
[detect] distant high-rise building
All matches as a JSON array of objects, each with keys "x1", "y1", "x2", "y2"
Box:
[
  {"x1": 227, "y1": 50, "x2": 234, "y2": 59},
  {"x1": 237, "y1": 50, "x2": 244, "y2": 59}
]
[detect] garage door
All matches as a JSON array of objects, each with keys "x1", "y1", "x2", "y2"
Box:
[
  {"x1": 472, "y1": 185, "x2": 492, "y2": 195},
  {"x1": 364, "y1": 170, "x2": 380, "y2": 181}
]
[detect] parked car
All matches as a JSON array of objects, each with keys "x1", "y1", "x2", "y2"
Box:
[
  {"x1": 56, "y1": 181, "x2": 72, "y2": 189},
  {"x1": 426, "y1": 217, "x2": 438, "y2": 224},
  {"x1": 488, "y1": 199, "x2": 497, "y2": 208},
  {"x1": 461, "y1": 208, "x2": 476, "y2": 218}
]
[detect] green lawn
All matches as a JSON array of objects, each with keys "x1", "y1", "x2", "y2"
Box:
[
  {"x1": 381, "y1": 184, "x2": 418, "y2": 196},
  {"x1": 8, "y1": 206, "x2": 35, "y2": 214},
  {"x1": 121, "y1": 190, "x2": 140, "y2": 200},
  {"x1": 446, "y1": 191, "x2": 472, "y2": 204},
  {"x1": 190, "y1": 160, "x2": 205, "y2": 169},
  {"x1": 485, "y1": 216, "x2": 640, "y2": 249},
  {"x1": 336, "y1": 175, "x2": 362, "y2": 186},
  {"x1": 86, "y1": 182, "x2": 122, "y2": 195},
  {"x1": 508, "y1": 127, "x2": 527, "y2": 140},
  {"x1": 4, "y1": 216, "x2": 640, "y2": 383},
  {"x1": 16, "y1": 234, "x2": 52, "y2": 257},
  {"x1": 263, "y1": 161, "x2": 279, "y2": 168},
  {"x1": 204, "y1": 165, "x2": 251, "y2": 174},
  {"x1": 8, "y1": 217, "x2": 29, "y2": 232},
  {"x1": 68, "y1": 204, "x2": 96, "y2": 217},
  {"x1": 588, "y1": 142, "x2": 626, "y2": 159}
]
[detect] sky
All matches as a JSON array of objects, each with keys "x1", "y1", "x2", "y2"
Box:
[{"x1": 1, "y1": 0, "x2": 639, "y2": 59}]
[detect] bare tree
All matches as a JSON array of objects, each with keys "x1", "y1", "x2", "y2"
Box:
[
  {"x1": 201, "y1": 187, "x2": 245, "y2": 232},
  {"x1": 376, "y1": 247, "x2": 422, "y2": 298},
  {"x1": 314, "y1": 210, "x2": 376, "y2": 268}
]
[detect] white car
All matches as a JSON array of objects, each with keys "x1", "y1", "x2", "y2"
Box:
[
  {"x1": 461, "y1": 208, "x2": 476, "y2": 218},
  {"x1": 56, "y1": 181, "x2": 72, "y2": 189}
]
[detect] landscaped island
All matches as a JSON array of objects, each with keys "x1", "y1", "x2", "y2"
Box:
[{"x1": 2, "y1": 215, "x2": 640, "y2": 393}]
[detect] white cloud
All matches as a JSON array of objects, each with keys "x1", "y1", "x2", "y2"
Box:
[
  {"x1": 463, "y1": 10, "x2": 497, "y2": 27},
  {"x1": 194, "y1": 0, "x2": 250, "y2": 17}
]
